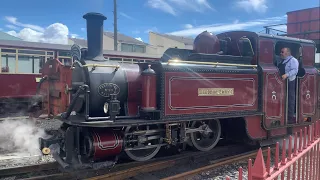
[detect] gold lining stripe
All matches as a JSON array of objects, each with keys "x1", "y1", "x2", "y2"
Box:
[{"x1": 168, "y1": 59, "x2": 257, "y2": 68}]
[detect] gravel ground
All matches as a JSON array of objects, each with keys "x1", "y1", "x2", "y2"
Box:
[
  {"x1": 33, "y1": 118, "x2": 63, "y2": 133},
  {"x1": 142, "y1": 145, "x2": 255, "y2": 180},
  {"x1": 187, "y1": 137, "x2": 319, "y2": 180},
  {"x1": 0, "y1": 154, "x2": 55, "y2": 169},
  {"x1": 0, "y1": 117, "x2": 61, "y2": 170}
]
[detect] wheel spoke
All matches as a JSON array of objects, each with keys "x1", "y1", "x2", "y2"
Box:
[
  {"x1": 190, "y1": 119, "x2": 221, "y2": 151},
  {"x1": 124, "y1": 125, "x2": 162, "y2": 161}
]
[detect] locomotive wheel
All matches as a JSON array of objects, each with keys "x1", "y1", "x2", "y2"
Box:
[
  {"x1": 190, "y1": 119, "x2": 221, "y2": 151},
  {"x1": 124, "y1": 125, "x2": 162, "y2": 161}
]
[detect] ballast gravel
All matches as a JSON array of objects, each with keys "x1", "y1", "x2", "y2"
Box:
[
  {"x1": 0, "y1": 118, "x2": 61, "y2": 170},
  {"x1": 187, "y1": 140, "x2": 319, "y2": 180}
]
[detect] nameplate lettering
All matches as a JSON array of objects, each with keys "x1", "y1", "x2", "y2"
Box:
[{"x1": 198, "y1": 88, "x2": 234, "y2": 96}]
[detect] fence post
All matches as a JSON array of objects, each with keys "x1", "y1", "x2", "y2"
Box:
[
  {"x1": 246, "y1": 120, "x2": 320, "y2": 180},
  {"x1": 251, "y1": 148, "x2": 268, "y2": 180}
]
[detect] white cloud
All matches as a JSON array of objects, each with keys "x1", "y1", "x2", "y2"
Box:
[
  {"x1": 235, "y1": 0, "x2": 268, "y2": 13},
  {"x1": 184, "y1": 24, "x2": 193, "y2": 29},
  {"x1": 5, "y1": 24, "x2": 19, "y2": 30},
  {"x1": 145, "y1": 27, "x2": 159, "y2": 33},
  {"x1": 4, "y1": 16, "x2": 72, "y2": 44},
  {"x1": 69, "y1": 33, "x2": 79, "y2": 38},
  {"x1": 146, "y1": 0, "x2": 213, "y2": 16},
  {"x1": 119, "y1": 12, "x2": 136, "y2": 21},
  {"x1": 8, "y1": 23, "x2": 69, "y2": 44},
  {"x1": 7, "y1": 31, "x2": 18, "y2": 37},
  {"x1": 147, "y1": 0, "x2": 176, "y2": 16},
  {"x1": 135, "y1": 37, "x2": 143, "y2": 42},
  {"x1": 168, "y1": 0, "x2": 214, "y2": 12},
  {"x1": 270, "y1": 25, "x2": 287, "y2": 33},
  {"x1": 0, "y1": 28, "x2": 3, "y2": 31},
  {"x1": 5, "y1": 16, "x2": 45, "y2": 32},
  {"x1": 168, "y1": 15, "x2": 286, "y2": 36}
]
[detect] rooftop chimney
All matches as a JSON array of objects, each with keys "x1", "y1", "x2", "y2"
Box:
[{"x1": 83, "y1": 12, "x2": 107, "y2": 60}]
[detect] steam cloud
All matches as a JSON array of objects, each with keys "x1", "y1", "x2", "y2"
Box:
[{"x1": 0, "y1": 118, "x2": 49, "y2": 156}]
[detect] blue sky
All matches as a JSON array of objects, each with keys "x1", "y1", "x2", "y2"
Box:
[{"x1": 0, "y1": 0, "x2": 319, "y2": 44}]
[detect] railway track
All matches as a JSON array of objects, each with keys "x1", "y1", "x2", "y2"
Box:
[
  {"x1": 0, "y1": 143, "x2": 256, "y2": 180},
  {"x1": 0, "y1": 116, "x2": 30, "y2": 121},
  {"x1": 161, "y1": 148, "x2": 270, "y2": 180},
  {"x1": 87, "y1": 147, "x2": 270, "y2": 180},
  {"x1": 0, "y1": 115, "x2": 49, "y2": 121},
  {"x1": 86, "y1": 143, "x2": 265, "y2": 180}
]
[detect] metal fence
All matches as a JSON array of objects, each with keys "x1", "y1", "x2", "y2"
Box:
[{"x1": 226, "y1": 120, "x2": 320, "y2": 180}]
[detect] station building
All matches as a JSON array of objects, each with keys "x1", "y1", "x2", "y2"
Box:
[{"x1": 149, "y1": 32, "x2": 194, "y2": 54}]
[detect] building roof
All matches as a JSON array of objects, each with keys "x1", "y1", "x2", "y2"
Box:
[
  {"x1": 150, "y1": 32, "x2": 194, "y2": 45},
  {"x1": 0, "y1": 39, "x2": 71, "y2": 50},
  {"x1": 69, "y1": 31, "x2": 148, "y2": 47},
  {"x1": 104, "y1": 31, "x2": 147, "y2": 46},
  {"x1": 0, "y1": 38, "x2": 161, "y2": 58},
  {"x1": 69, "y1": 38, "x2": 87, "y2": 48},
  {"x1": 0, "y1": 31, "x2": 22, "y2": 41},
  {"x1": 287, "y1": 6, "x2": 320, "y2": 14}
]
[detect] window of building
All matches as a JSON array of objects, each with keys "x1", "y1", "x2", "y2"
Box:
[
  {"x1": 0, "y1": 48, "x2": 50, "y2": 73},
  {"x1": 58, "y1": 50, "x2": 71, "y2": 57},
  {"x1": 121, "y1": 44, "x2": 133, "y2": 52},
  {"x1": 18, "y1": 55, "x2": 33, "y2": 73},
  {"x1": 2, "y1": 48, "x2": 16, "y2": 53},
  {"x1": 121, "y1": 43, "x2": 146, "y2": 53},
  {"x1": 133, "y1": 59, "x2": 142, "y2": 63},
  {"x1": 1, "y1": 54, "x2": 16, "y2": 73},
  {"x1": 134, "y1": 45, "x2": 145, "y2": 53},
  {"x1": 109, "y1": 57, "x2": 122, "y2": 62},
  {"x1": 17, "y1": 55, "x2": 45, "y2": 73},
  {"x1": 18, "y1": 49, "x2": 46, "y2": 55},
  {"x1": 57, "y1": 50, "x2": 72, "y2": 66},
  {"x1": 122, "y1": 58, "x2": 133, "y2": 63},
  {"x1": 58, "y1": 58, "x2": 72, "y2": 66},
  {"x1": 47, "y1": 51, "x2": 54, "y2": 56},
  {"x1": 37, "y1": 57, "x2": 45, "y2": 73}
]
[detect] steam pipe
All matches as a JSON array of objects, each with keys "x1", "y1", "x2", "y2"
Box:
[
  {"x1": 36, "y1": 75, "x2": 48, "y2": 94},
  {"x1": 83, "y1": 12, "x2": 107, "y2": 60},
  {"x1": 27, "y1": 75, "x2": 48, "y2": 114},
  {"x1": 61, "y1": 85, "x2": 88, "y2": 119}
]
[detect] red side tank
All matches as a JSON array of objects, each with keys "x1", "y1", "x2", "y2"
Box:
[
  {"x1": 141, "y1": 65, "x2": 157, "y2": 111},
  {"x1": 193, "y1": 30, "x2": 220, "y2": 54}
]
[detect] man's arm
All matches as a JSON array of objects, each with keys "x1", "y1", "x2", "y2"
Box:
[{"x1": 285, "y1": 58, "x2": 299, "y2": 77}]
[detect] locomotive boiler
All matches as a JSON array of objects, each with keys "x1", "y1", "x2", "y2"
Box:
[{"x1": 32, "y1": 12, "x2": 319, "y2": 170}]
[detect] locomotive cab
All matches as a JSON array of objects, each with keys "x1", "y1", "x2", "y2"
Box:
[{"x1": 238, "y1": 36, "x2": 254, "y2": 57}]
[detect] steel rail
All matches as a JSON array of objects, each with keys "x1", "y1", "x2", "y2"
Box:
[
  {"x1": 0, "y1": 162, "x2": 58, "y2": 177},
  {"x1": 85, "y1": 144, "x2": 257, "y2": 180},
  {"x1": 0, "y1": 114, "x2": 49, "y2": 121},
  {"x1": 0, "y1": 144, "x2": 260, "y2": 180},
  {"x1": 0, "y1": 144, "x2": 242, "y2": 179},
  {"x1": 161, "y1": 147, "x2": 270, "y2": 180}
]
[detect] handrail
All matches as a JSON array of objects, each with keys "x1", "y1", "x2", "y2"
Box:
[
  {"x1": 167, "y1": 59, "x2": 257, "y2": 68},
  {"x1": 83, "y1": 64, "x2": 120, "y2": 70}
]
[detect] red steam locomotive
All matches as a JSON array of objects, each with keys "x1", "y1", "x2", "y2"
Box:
[{"x1": 30, "y1": 12, "x2": 319, "y2": 169}]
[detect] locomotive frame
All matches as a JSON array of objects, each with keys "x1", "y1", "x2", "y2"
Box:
[{"x1": 31, "y1": 12, "x2": 319, "y2": 170}]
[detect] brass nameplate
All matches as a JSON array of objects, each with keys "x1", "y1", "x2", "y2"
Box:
[{"x1": 198, "y1": 88, "x2": 234, "y2": 96}]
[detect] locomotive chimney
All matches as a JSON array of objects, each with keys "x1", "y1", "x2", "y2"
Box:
[{"x1": 83, "y1": 12, "x2": 107, "y2": 60}]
